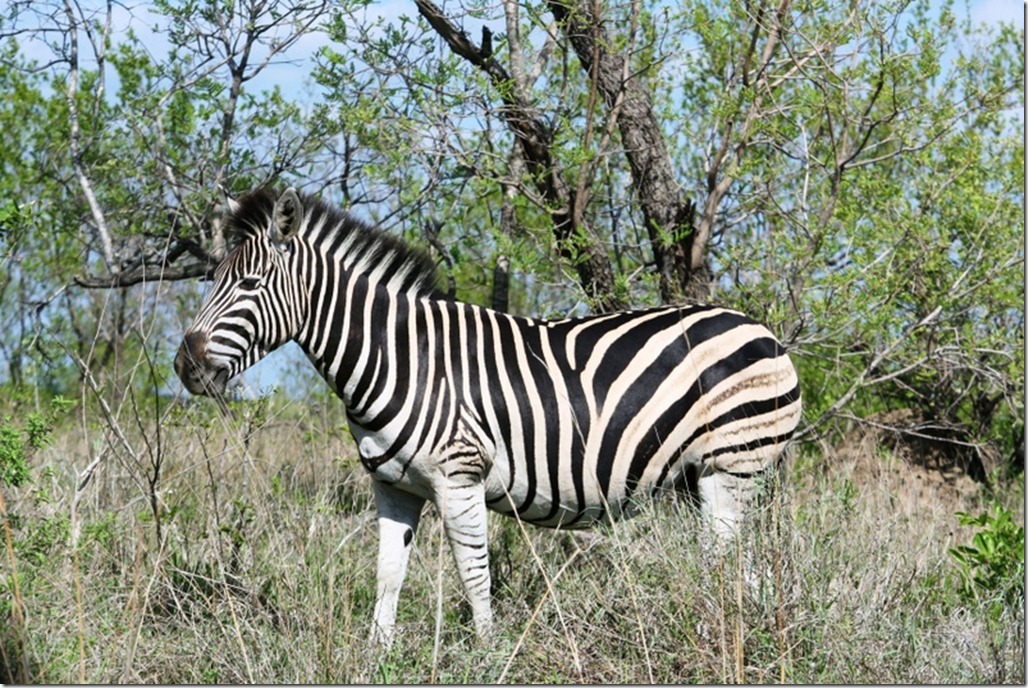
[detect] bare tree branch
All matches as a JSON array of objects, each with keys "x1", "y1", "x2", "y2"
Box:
[{"x1": 74, "y1": 261, "x2": 216, "y2": 289}]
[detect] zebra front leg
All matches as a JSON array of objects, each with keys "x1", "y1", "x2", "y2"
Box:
[
  {"x1": 370, "y1": 481, "x2": 426, "y2": 647},
  {"x1": 437, "y1": 479, "x2": 493, "y2": 638}
]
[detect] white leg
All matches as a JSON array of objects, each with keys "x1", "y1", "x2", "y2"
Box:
[
  {"x1": 438, "y1": 480, "x2": 493, "y2": 637},
  {"x1": 370, "y1": 481, "x2": 425, "y2": 647},
  {"x1": 697, "y1": 468, "x2": 757, "y2": 542}
]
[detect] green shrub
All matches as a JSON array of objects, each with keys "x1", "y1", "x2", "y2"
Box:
[
  {"x1": 949, "y1": 505, "x2": 1025, "y2": 611},
  {"x1": 0, "y1": 396, "x2": 72, "y2": 487}
]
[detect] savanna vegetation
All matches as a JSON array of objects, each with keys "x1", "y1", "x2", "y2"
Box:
[{"x1": 0, "y1": 0, "x2": 1023, "y2": 682}]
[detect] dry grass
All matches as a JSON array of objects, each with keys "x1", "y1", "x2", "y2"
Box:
[{"x1": 1, "y1": 393, "x2": 1023, "y2": 684}]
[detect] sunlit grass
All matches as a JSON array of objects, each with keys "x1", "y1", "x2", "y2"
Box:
[{"x1": 1, "y1": 395, "x2": 1023, "y2": 683}]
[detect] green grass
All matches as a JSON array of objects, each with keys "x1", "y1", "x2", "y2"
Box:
[{"x1": 1, "y1": 396, "x2": 1023, "y2": 683}]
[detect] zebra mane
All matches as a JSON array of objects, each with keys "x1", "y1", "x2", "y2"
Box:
[{"x1": 225, "y1": 187, "x2": 441, "y2": 298}]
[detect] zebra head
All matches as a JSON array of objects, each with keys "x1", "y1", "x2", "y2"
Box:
[{"x1": 175, "y1": 187, "x2": 307, "y2": 396}]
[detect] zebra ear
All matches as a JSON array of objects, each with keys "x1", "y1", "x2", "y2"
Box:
[
  {"x1": 218, "y1": 184, "x2": 241, "y2": 216},
  {"x1": 272, "y1": 187, "x2": 303, "y2": 244}
]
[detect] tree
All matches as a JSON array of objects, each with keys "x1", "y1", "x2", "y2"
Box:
[
  {"x1": 315, "y1": 0, "x2": 1023, "y2": 464},
  {"x1": 0, "y1": 0, "x2": 336, "y2": 390},
  {"x1": 0, "y1": 0, "x2": 1021, "y2": 468}
]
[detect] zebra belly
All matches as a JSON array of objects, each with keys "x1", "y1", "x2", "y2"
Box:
[{"x1": 481, "y1": 444, "x2": 694, "y2": 529}]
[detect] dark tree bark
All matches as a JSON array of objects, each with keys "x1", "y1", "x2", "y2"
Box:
[
  {"x1": 547, "y1": 0, "x2": 705, "y2": 303},
  {"x1": 74, "y1": 262, "x2": 216, "y2": 288},
  {"x1": 415, "y1": 0, "x2": 627, "y2": 312}
]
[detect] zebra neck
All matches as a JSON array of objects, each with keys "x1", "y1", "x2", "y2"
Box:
[{"x1": 297, "y1": 272, "x2": 420, "y2": 421}]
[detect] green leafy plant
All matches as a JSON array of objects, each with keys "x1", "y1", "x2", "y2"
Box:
[
  {"x1": 949, "y1": 506, "x2": 1025, "y2": 610},
  {"x1": 0, "y1": 397, "x2": 72, "y2": 488}
]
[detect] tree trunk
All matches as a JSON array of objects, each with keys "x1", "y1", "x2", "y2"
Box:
[
  {"x1": 548, "y1": 0, "x2": 707, "y2": 303},
  {"x1": 415, "y1": 0, "x2": 626, "y2": 312}
]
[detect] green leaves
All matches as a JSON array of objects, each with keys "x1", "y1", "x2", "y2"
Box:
[
  {"x1": 950, "y1": 506, "x2": 1025, "y2": 611},
  {"x1": 0, "y1": 396, "x2": 71, "y2": 488},
  {"x1": 0, "y1": 0, "x2": 1020, "y2": 471}
]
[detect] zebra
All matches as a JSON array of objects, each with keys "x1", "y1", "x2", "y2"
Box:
[{"x1": 175, "y1": 186, "x2": 802, "y2": 645}]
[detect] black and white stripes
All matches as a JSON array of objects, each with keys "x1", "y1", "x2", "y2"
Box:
[{"x1": 176, "y1": 187, "x2": 802, "y2": 644}]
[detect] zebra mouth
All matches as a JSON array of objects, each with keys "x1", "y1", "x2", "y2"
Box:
[
  {"x1": 179, "y1": 365, "x2": 229, "y2": 397},
  {"x1": 178, "y1": 355, "x2": 231, "y2": 397},
  {"x1": 201, "y1": 366, "x2": 231, "y2": 396}
]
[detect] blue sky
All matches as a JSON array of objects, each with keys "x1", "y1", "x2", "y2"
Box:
[{"x1": 25, "y1": 0, "x2": 1023, "y2": 106}]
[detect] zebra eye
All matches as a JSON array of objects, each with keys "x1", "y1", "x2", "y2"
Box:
[{"x1": 238, "y1": 275, "x2": 262, "y2": 291}]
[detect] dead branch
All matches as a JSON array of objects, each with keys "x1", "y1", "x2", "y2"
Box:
[{"x1": 74, "y1": 261, "x2": 216, "y2": 289}]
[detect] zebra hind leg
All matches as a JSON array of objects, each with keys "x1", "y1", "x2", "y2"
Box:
[
  {"x1": 697, "y1": 468, "x2": 757, "y2": 541},
  {"x1": 370, "y1": 481, "x2": 426, "y2": 647},
  {"x1": 697, "y1": 468, "x2": 774, "y2": 591}
]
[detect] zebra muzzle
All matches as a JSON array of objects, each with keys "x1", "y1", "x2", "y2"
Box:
[{"x1": 175, "y1": 331, "x2": 230, "y2": 396}]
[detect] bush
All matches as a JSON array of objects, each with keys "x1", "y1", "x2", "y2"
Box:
[
  {"x1": 950, "y1": 505, "x2": 1025, "y2": 613},
  {"x1": 0, "y1": 396, "x2": 72, "y2": 488}
]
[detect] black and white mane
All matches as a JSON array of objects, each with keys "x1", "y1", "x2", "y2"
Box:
[{"x1": 225, "y1": 186, "x2": 441, "y2": 298}]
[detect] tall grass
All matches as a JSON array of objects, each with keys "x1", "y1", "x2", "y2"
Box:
[{"x1": 1, "y1": 392, "x2": 1023, "y2": 683}]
